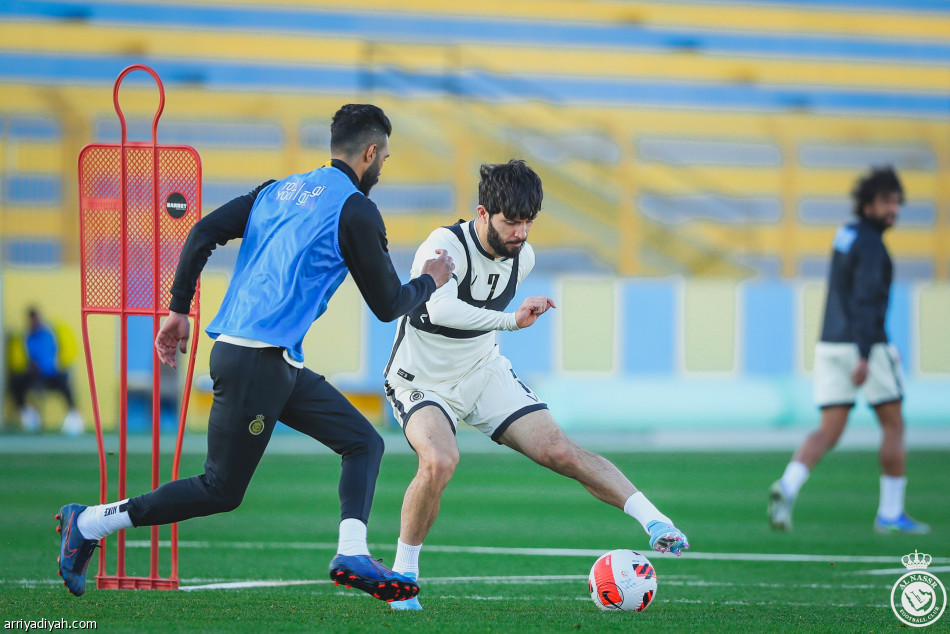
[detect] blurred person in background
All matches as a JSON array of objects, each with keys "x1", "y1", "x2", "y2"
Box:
[
  {"x1": 768, "y1": 165, "x2": 929, "y2": 535},
  {"x1": 7, "y1": 306, "x2": 84, "y2": 435}
]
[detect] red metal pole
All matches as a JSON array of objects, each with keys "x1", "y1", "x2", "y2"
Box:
[
  {"x1": 116, "y1": 140, "x2": 129, "y2": 583},
  {"x1": 78, "y1": 148, "x2": 111, "y2": 585},
  {"x1": 81, "y1": 310, "x2": 110, "y2": 584},
  {"x1": 149, "y1": 81, "x2": 163, "y2": 584}
]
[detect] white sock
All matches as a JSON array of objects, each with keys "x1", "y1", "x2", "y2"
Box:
[
  {"x1": 878, "y1": 475, "x2": 906, "y2": 521},
  {"x1": 77, "y1": 499, "x2": 132, "y2": 541},
  {"x1": 337, "y1": 518, "x2": 370, "y2": 556},
  {"x1": 779, "y1": 461, "x2": 810, "y2": 498},
  {"x1": 623, "y1": 492, "x2": 673, "y2": 533},
  {"x1": 392, "y1": 539, "x2": 422, "y2": 576}
]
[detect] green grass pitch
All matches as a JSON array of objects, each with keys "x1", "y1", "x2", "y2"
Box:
[{"x1": 1, "y1": 437, "x2": 947, "y2": 632}]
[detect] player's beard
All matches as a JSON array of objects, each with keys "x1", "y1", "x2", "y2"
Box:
[
  {"x1": 487, "y1": 218, "x2": 524, "y2": 259},
  {"x1": 359, "y1": 155, "x2": 382, "y2": 196},
  {"x1": 864, "y1": 212, "x2": 896, "y2": 232}
]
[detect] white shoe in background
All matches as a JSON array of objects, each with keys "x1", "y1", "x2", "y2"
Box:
[
  {"x1": 20, "y1": 405, "x2": 41, "y2": 433},
  {"x1": 768, "y1": 480, "x2": 794, "y2": 531},
  {"x1": 61, "y1": 409, "x2": 85, "y2": 436}
]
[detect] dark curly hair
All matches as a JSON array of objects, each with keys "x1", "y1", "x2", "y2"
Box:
[
  {"x1": 478, "y1": 159, "x2": 543, "y2": 221},
  {"x1": 852, "y1": 165, "x2": 904, "y2": 218}
]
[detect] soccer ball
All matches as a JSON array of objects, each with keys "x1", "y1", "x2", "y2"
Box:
[{"x1": 588, "y1": 549, "x2": 657, "y2": 612}]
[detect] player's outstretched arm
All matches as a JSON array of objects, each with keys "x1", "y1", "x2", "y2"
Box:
[
  {"x1": 414, "y1": 228, "x2": 538, "y2": 333},
  {"x1": 514, "y1": 296, "x2": 556, "y2": 329},
  {"x1": 340, "y1": 197, "x2": 447, "y2": 321}
]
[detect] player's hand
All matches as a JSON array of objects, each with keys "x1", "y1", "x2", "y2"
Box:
[
  {"x1": 515, "y1": 296, "x2": 556, "y2": 329},
  {"x1": 421, "y1": 249, "x2": 455, "y2": 289},
  {"x1": 155, "y1": 311, "x2": 190, "y2": 369},
  {"x1": 851, "y1": 357, "x2": 869, "y2": 386}
]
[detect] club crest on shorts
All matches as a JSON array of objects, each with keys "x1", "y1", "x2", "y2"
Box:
[
  {"x1": 890, "y1": 550, "x2": 946, "y2": 627},
  {"x1": 249, "y1": 414, "x2": 266, "y2": 436},
  {"x1": 409, "y1": 390, "x2": 424, "y2": 403}
]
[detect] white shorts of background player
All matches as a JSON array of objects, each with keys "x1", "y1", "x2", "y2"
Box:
[{"x1": 813, "y1": 342, "x2": 904, "y2": 408}]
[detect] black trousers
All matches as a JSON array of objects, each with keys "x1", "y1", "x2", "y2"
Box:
[
  {"x1": 9, "y1": 370, "x2": 76, "y2": 408},
  {"x1": 127, "y1": 341, "x2": 384, "y2": 527}
]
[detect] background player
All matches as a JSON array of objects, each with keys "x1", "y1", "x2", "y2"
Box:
[
  {"x1": 55, "y1": 104, "x2": 453, "y2": 602},
  {"x1": 8, "y1": 307, "x2": 84, "y2": 435},
  {"x1": 383, "y1": 159, "x2": 689, "y2": 610},
  {"x1": 768, "y1": 166, "x2": 929, "y2": 535}
]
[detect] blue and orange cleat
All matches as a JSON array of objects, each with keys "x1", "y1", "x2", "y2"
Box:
[
  {"x1": 647, "y1": 520, "x2": 690, "y2": 556},
  {"x1": 56, "y1": 504, "x2": 98, "y2": 596},
  {"x1": 874, "y1": 512, "x2": 930, "y2": 535},
  {"x1": 390, "y1": 572, "x2": 422, "y2": 611},
  {"x1": 329, "y1": 554, "x2": 419, "y2": 603}
]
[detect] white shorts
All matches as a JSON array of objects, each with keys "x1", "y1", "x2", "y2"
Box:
[
  {"x1": 385, "y1": 355, "x2": 548, "y2": 443},
  {"x1": 813, "y1": 342, "x2": 904, "y2": 408}
]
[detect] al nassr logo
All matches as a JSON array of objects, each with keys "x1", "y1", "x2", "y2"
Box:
[{"x1": 891, "y1": 550, "x2": 946, "y2": 628}]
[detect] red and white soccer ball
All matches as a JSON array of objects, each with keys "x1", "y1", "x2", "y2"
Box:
[{"x1": 588, "y1": 549, "x2": 657, "y2": 612}]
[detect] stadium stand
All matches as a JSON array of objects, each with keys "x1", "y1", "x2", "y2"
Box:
[{"x1": 1, "y1": 0, "x2": 948, "y2": 278}]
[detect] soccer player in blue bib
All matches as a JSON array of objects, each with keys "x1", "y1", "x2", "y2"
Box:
[{"x1": 56, "y1": 104, "x2": 453, "y2": 603}]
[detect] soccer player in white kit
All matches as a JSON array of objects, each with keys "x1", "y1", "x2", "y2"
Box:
[{"x1": 383, "y1": 160, "x2": 689, "y2": 610}]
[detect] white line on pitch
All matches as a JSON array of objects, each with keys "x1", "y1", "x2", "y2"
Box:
[
  {"x1": 0, "y1": 575, "x2": 890, "y2": 592},
  {"x1": 126, "y1": 540, "x2": 941, "y2": 564},
  {"x1": 854, "y1": 565, "x2": 950, "y2": 576},
  {"x1": 178, "y1": 575, "x2": 889, "y2": 592},
  {"x1": 180, "y1": 576, "x2": 582, "y2": 591},
  {"x1": 182, "y1": 579, "x2": 328, "y2": 591}
]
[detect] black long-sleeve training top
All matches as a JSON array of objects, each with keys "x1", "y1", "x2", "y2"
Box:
[
  {"x1": 819, "y1": 217, "x2": 892, "y2": 359},
  {"x1": 167, "y1": 159, "x2": 436, "y2": 320}
]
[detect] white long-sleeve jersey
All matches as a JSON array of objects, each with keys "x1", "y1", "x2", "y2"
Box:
[{"x1": 384, "y1": 220, "x2": 534, "y2": 387}]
